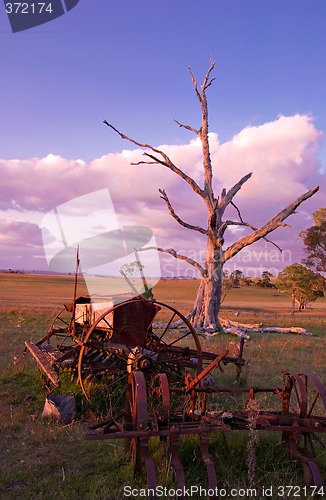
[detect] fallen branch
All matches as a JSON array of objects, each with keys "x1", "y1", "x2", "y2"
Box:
[
  {"x1": 199, "y1": 319, "x2": 313, "y2": 337},
  {"x1": 248, "y1": 326, "x2": 313, "y2": 336},
  {"x1": 220, "y1": 318, "x2": 262, "y2": 329}
]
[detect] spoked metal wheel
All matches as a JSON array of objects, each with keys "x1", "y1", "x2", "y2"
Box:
[
  {"x1": 77, "y1": 328, "x2": 128, "y2": 409},
  {"x1": 144, "y1": 300, "x2": 203, "y2": 381},
  {"x1": 36, "y1": 307, "x2": 73, "y2": 348},
  {"x1": 282, "y1": 371, "x2": 326, "y2": 487},
  {"x1": 38, "y1": 306, "x2": 85, "y2": 348},
  {"x1": 77, "y1": 298, "x2": 203, "y2": 406},
  {"x1": 77, "y1": 298, "x2": 153, "y2": 404},
  {"x1": 20, "y1": 299, "x2": 80, "y2": 394}
]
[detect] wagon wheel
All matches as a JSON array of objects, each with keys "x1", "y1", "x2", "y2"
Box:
[
  {"x1": 77, "y1": 298, "x2": 203, "y2": 406},
  {"x1": 282, "y1": 371, "x2": 326, "y2": 487},
  {"x1": 282, "y1": 371, "x2": 308, "y2": 417},
  {"x1": 77, "y1": 300, "x2": 130, "y2": 406},
  {"x1": 144, "y1": 300, "x2": 203, "y2": 380},
  {"x1": 125, "y1": 371, "x2": 157, "y2": 491},
  {"x1": 38, "y1": 306, "x2": 84, "y2": 348},
  {"x1": 77, "y1": 325, "x2": 128, "y2": 410},
  {"x1": 34, "y1": 308, "x2": 71, "y2": 348}
]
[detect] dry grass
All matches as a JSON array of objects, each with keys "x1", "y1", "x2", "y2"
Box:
[{"x1": 0, "y1": 274, "x2": 325, "y2": 498}]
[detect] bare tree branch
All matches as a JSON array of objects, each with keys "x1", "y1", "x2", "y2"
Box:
[
  {"x1": 189, "y1": 58, "x2": 216, "y2": 101},
  {"x1": 222, "y1": 186, "x2": 319, "y2": 263},
  {"x1": 219, "y1": 173, "x2": 252, "y2": 213},
  {"x1": 103, "y1": 120, "x2": 161, "y2": 152},
  {"x1": 221, "y1": 219, "x2": 284, "y2": 252},
  {"x1": 131, "y1": 160, "x2": 160, "y2": 165},
  {"x1": 103, "y1": 119, "x2": 206, "y2": 200},
  {"x1": 202, "y1": 57, "x2": 216, "y2": 91},
  {"x1": 137, "y1": 245, "x2": 207, "y2": 276},
  {"x1": 159, "y1": 189, "x2": 208, "y2": 235},
  {"x1": 174, "y1": 119, "x2": 200, "y2": 136},
  {"x1": 188, "y1": 67, "x2": 202, "y2": 103},
  {"x1": 229, "y1": 201, "x2": 284, "y2": 252},
  {"x1": 188, "y1": 59, "x2": 216, "y2": 207},
  {"x1": 229, "y1": 201, "x2": 244, "y2": 223}
]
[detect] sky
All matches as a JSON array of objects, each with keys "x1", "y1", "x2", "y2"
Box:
[{"x1": 0, "y1": 0, "x2": 325, "y2": 280}]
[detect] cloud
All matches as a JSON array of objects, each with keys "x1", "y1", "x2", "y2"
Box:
[
  {"x1": 214, "y1": 114, "x2": 323, "y2": 202},
  {"x1": 0, "y1": 114, "x2": 324, "y2": 273},
  {"x1": 0, "y1": 219, "x2": 41, "y2": 246},
  {"x1": 0, "y1": 218, "x2": 45, "y2": 269}
]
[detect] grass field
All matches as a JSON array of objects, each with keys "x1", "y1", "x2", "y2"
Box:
[{"x1": 0, "y1": 273, "x2": 325, "y2": 499}]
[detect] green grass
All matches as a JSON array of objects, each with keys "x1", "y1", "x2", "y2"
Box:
[{"x1": 0, "y1": 274, "x2": 325, "y2": 499}]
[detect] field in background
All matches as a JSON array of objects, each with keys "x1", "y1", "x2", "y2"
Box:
[{"x1": 0, "y1": 273, "x2": 325, "y2": 499}]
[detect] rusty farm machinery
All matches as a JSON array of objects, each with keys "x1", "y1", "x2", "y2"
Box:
[
  {"x1": 25, "y1": 294, "x2": 245, "y2": 400},
  {"x1": 25, "y1": 293, "x2": 326, "y2": 495}
]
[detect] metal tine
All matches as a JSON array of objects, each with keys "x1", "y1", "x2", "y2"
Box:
[
  {"x1": 168, "y1": 433, "x2": 186, "y2": 499},
  {"x1": 282, "y1": 432, "x2": 323, "y2": 489},
  {"x1": 199, "y1": 426, "x2": 218, "y2": 497},
  {"x1": 154, "y1": 372, "x2": 187, "y2": 496},
  {"x1": 144, "y1": 459, "x2": 157, "y2": 500},
  {"x1": 139, "y1": 437, "x2": 157, "y2": 499}
]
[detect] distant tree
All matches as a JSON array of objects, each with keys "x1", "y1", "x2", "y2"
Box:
[
  {"x1": 230, "y1": 269, "x2": 243, "y2": 288},
  {"x1": 257, "y1": 271, "x2": 275, "y2": 288},
  {"x1": 120, "y1": 260, "x2": 154, "y2": 299},
  {"x1": 242, "y1": 276, "x2": 254, "y2": 286},
  {"x1": 275, "y1": 263, "x2": 325, "y2": 311},
  {"x1": 299, "y1": 208, "x2": 326, "y2": 274},
  {"x1": 311, "y1": 208, "x2": 326, "y2": 227},
  {"x1": 104, "y1": 60, "x2": 319, "y2": 331},
  {"x1": 120, "y1": 260, "x2": 144, "y2": 283}
]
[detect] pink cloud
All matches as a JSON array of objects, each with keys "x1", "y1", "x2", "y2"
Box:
[
  {"x1": 0, "y1": 219, "x2": 44, "y2": 269},
  {"x1": 0, "y1": 114, "x2": 324, "y2": 273},
  {"x1": 214, "y1": 114, "x2": 322, "y2": 202}
]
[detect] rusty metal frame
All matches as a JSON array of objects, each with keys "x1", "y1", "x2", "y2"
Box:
[{"x1": 85, "y1": 369, "x2": 326, "y2": 496}]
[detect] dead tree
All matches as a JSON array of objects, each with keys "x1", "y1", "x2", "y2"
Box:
[{"x1": 103, "y1": 60, "x2": 319, "y2": 331}]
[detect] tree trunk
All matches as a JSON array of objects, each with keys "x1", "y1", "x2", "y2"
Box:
[
  {"x1": 297, "y1": 296, "x2": 306, "y2": 311},
  {"x1": 190, "y1": 239, "x2": 223, "y2": 331}
]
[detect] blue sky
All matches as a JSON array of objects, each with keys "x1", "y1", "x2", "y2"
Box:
[{"x1": 0, "y1": 0, "x2": 325, "y2": 276}]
